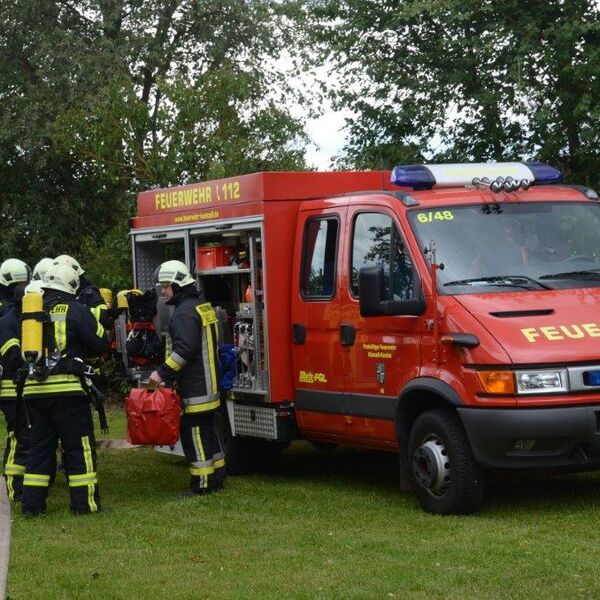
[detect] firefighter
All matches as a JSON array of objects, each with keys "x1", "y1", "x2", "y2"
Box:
[
  {"x1": 0, "y1": 286, "x2": 27, "y2": 501},
  {"x1": 32, "y1": 257, "x2": 54, "y2": 282},
  {"x1": 53, "y1": 255, "x2": 110, "y2": 328},
  {"x1": 20, "y1": 262, "x2": 109, "y2": 516},
  {"x1": 149, "y1": 260, "x2": 226, "y2": 495},
  {"x1": 0, "y1": 258, "x2": 31, "y2": 317},
  {"x1": 54, "y1": 255, "x2": 111, "y2": 385}
]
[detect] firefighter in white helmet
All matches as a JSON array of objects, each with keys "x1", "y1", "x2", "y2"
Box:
[
  {"x1": 20, "y1": 262, "x2": 109, "y2": 516},
  {"x1": 0, "y1": 281, "x2": 28, "y2": 501},
  {"x1": 149, "y1": 260, "x2": 226, "y2": 495},
  {"x1": 54, "y1": 255, "x2": 110, "y2": 329},
  {"x1": 25, "y1": 280, "x2": 45, "y2": 295},
  {"x1": 0, "y1": 258, "x2": 31, "y2": 317},
  {"x1": 54, "y1": 254, "x2": 83, "y2": 276},
  {"x1": 32, "y1": 257, "x2": 54, "y2": 282}
]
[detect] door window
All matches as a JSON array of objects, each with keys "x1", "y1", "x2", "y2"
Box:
[
  {"x1": 301, "y1": 217, "x2": 339, "y2": 299},
  {"x1": 351, "y1": 212, "x2": 414, "y2": 300}
]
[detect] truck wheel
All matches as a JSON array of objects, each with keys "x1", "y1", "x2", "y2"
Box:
[
  {"x1": 408, "y1": 409, "x2": 484, "y2": 515},
  {"x1": 224, "y1": 438, "x2": 254, "y2": 475},
  {"x1": 214, "y1": 407, "x2": 251, "y2": 475},
  {"x1": 247, "y1": 440, "x2": 287, "y2": 471},
  {"x1": 311, "y1": 441, "x2": 338, "y2": 451},
  {"x1": 215, "y1": 407, "x2": 286, "y2": 474}
]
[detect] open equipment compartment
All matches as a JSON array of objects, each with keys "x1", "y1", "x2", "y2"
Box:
[{"x1": 190, "y1": 220, "x2": 269, "y2": 396}]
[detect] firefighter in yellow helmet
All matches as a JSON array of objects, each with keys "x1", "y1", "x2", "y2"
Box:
[
  {"x1": 0, "y1": 258, "x2": 31, "y2": 317},
  {"x1": 149, "y1": 260, "x2": 226, "y2": 495},
  {"x1": 20, "y1": 262, "x2": 109, "y2": 516}
]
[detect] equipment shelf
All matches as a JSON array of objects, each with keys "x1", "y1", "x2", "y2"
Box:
[{"x1": 195, "y1": 267, "x2": 251, "y2": 275}]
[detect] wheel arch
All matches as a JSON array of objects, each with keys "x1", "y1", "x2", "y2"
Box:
[{"x1": 395, "y1": 378, "x2": 463, "y2": 450}]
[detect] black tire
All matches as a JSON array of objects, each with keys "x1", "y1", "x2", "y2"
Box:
[
  {"x1": 311, "y1": 441, "x2": 338, "y2": 451},
  {"x1": 224, "y1": 437, "x2": 254, "y2": 475},
  {"x1": 215, "y1": 406, "x2": 286, "y2": 474},
  {"x1": 246, "y1": 439, "x2": 287, "y2": 471},
  {"x1": 408, "y1": 409, "x2": 485, "y2": 515},
  {"x1": 215, "y1": 406, "x2": 251, "y2": 474}
]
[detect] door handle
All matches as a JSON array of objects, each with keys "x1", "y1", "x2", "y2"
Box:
[
  {"x1": 292, "y1": 323, "x2": 306, "y2": 344},
  {"x1": 340, "y1": 323, "x2": 356, "y2": 346}
]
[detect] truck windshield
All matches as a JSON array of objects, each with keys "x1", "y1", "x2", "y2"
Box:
[{"x1": 408, "y1": 202, "x2": 600, "y2": 293}]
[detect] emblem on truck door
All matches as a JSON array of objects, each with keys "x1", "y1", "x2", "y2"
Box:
[{"x1": 376, "y1": 363, "x2": 385, "y2": 385}]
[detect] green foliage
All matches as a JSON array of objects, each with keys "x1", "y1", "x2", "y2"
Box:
[
  {"x1": 302, "y1": 0, "x2": 600, "y2": 188},
  {"x1": 80, "y1": 221, "x2": 134, "y2": 293},
  {"x1": 334, "y1": 141, "x2": 425, "y2": 170},
  {"x1": 94, "y1": 354, "x2": 132, "y2": 402},
  {"x1": 0, "y1": 0, "x2": 307, "y2": 271}
]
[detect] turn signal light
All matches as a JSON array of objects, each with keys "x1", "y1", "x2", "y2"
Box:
[{"x1": 476, "y1": 371, "x2": 515, "y2": 394}]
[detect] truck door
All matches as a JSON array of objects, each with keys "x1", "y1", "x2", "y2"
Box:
[
  {"x1": 342, "y1": 207, "x2": 422, "y2": 443},
  {"x1": 292, "y1": 208, "x2": 347, "y2": 436},
  {"x1": 132, "y1": 230, "x2": 191, "y2": 290}
]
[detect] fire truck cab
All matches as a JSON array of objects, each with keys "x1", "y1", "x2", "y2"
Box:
[{"x1": 130, "y1": 163, "x2": 600, "y2": 514}]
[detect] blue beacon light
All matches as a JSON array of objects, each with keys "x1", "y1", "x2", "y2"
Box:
[
  {"x1": 390, "y1": 165, "x2": 436, "y2": 189},
  {"x1": 523, "y1": 162, "x2": 562, "y2": 185}
]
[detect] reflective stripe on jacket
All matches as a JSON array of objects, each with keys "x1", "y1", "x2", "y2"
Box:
[
  {"x1": 0, "y1": 306, "x2": 22, "y2": 399},
  {"x1": 77, "y1": 285, "x2": 109, "y2": 329},
  {"x1": 157, "y1": 295, "x2": 220, "y2": 411},
  {"x1": 22, "y1": 292, "x2": 109, "y2": 399}
]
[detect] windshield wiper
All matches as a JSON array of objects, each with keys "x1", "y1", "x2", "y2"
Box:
[
  {"x1": 539, "y1": 270, "x2": 600, "y2": 280},
  {"x1": 443, "y1": 275, "x2": 551, "y2": 290}
]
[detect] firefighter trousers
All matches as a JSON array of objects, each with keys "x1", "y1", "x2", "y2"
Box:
[
  {"x1": 180, "y1": 411, "x2": 226, "y2": 492},
  {"x1": 0, "y1": 400, "x2": 29, "y2": 501},
  {"x1": 21, "y1": 395, "x2": 100, "y2": 515}
]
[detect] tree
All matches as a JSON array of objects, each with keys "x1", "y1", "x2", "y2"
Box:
[
  {"x1": 302, "y1": 0, "x2": 600, "y2": 187},
  {"x1": 0, "y1": 0, "x2": 307, "y2": 284}
]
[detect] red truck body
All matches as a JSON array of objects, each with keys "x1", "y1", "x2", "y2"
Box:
[{"x1": 131, "y1": 165, "x2": 600, "y2": 513}]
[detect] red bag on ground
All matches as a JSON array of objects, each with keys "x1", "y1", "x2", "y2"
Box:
[{"x1": 126, "y1": 386, "x2": 181, "y2": 446}]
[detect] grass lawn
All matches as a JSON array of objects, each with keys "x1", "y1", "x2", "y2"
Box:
[{"x1": 4, "y1": 405, "x2": 600, "y2": 599}]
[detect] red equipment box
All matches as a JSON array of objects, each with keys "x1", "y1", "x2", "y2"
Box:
[{"x1": 197, "y1": 245, "x2": 235, "y2": 270}]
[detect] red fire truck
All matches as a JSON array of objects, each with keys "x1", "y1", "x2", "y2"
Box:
[{"x1": 128, "y1": 163, "x2": 600, "y2": 514}]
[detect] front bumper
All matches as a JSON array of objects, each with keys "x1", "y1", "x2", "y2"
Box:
[{"x1": 459, "y1": 405, "x2": 600, "y2": 469}]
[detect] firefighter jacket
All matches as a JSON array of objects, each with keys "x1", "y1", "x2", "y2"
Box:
[
  {"x1": 0, "y1": 287, "x2": 14, "y2": 318},
  {"x1": 77, "y1": 281, "x2": 110, "y2": 329},
  {"x1": 22, "y1": 290, "x2": 109, "y2": 399},
  {"x1": 0, "y1": 306, "x2": 22, "y2": 401},
  {"x1": 157, "y1": 291, "x2": 220, "y2": 414}
]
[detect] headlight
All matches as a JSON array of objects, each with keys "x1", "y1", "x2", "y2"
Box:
[{"x1": 515, "y1": 369, "x2": 568, "y2": 394}]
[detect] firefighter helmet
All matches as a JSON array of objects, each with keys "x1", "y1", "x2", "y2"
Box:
[
  {"x1": 32, "y1": 257, "x2": 54, "y2": 281},
  {"x1": 0, "y1": 258, "x2": 31, "y2": 286},
  {"x1": 25, "y1": 280, "x2": 45, "y2": 295},
  {"x1": 43, "y1": 262, "x2": 80, "y2": 295},
  {"x1": 54, "y1": 254, "x2": 84, "y2": 275},
  {"x1": 154, "y1": 260, "x2": 195, "y2": 287}
]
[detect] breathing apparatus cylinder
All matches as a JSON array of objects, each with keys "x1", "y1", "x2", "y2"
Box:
[
  {"x1": 21, "y1": 291, "x2": 44, "y2": 365},
  {"x1": 116, "y1": 290, "x2": 130, "y2": 310},
  {"x1": 99, "y1": 288, "x2": 113, "y2": 306}
]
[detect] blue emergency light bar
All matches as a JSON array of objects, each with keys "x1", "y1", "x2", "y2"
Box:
[{"x1": 390, "y1": 162, "x2": 562, "y2": 190}]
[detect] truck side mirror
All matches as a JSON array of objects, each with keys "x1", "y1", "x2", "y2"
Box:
[{"x1": 358, "y1": 266, "x2": 426, "y2": 317}]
